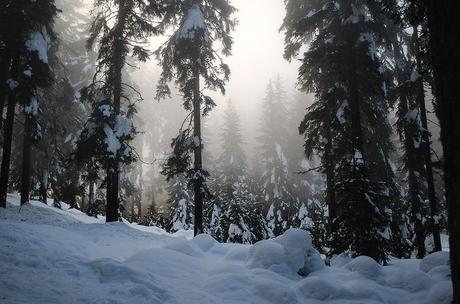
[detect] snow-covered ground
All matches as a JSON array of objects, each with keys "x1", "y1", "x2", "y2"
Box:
[{"x1": 0, "y1": 195, "x2": 453, "y2": 304}]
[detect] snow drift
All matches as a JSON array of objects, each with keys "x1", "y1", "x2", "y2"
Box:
[{"x1": 0, "y1": 196, "x2": 453, "y2": 304}]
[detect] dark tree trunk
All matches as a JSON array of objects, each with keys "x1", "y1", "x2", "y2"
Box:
[
  {"x1": 137, "y1": 201, "x2": 142, "y2": 221},
  {"x1": 106, "y1": 3, "x2": 129, "y2": 222},
  {"x1": 412, "y1": 30, "x2": 442, "y2": 252},
  {"x1": 324, "y1": 127, "x2": 336, "y2": 232},
  {"x1": 87, "y1": 180, "x2": 94, "y2": 215},
  {"x1": 0, "y1": 52, "x2": 19, "y2": 208},
  {"x1": 424, "y1": 1, "x2": 460, "y2": 302},
  {"x1": 393, "y1": 37, "x2": 426, "y2": 258},
  {"x1": 193, "y1": 66, "x2": 203, "y2": 236},
  {"x1": 20, "y1": 116, "x2": 32, "y2": 206},
  {"x1": 131, "y1": 198, "x2": 135, "y2": 223},
  {"x1": 40, "y1": 174, "x2": 47, "y2": 204},
  {"x1": 0, "y1": 51, "x2": 11, "y2": 134}
]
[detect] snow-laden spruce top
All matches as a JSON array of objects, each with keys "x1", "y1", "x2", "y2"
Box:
[{"x1": 178, "y1": 4, "x2": 209, "y2": 41}]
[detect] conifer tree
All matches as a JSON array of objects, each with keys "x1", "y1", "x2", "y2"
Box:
[
  {"x1": 282, "y1": 0, "x2": 397, "y2": 263},
  {"x1": 257, "y1": 78, "x2": 296, "y2": 237},
  {"x1": 0, "y1": 0, "x2": 58, "y2": 208},
  {"x1": 157, "y1": 0, "x2": 236, "y2": 235},
  {"x1": 167, "y1": 175, "x2": 194, "y2": 232},
  {"x1": 74, "y1": 0, "x2": 163, "y2": 221},
  {"x1": 215, "y1": 101, "x2": 261, "y2": 244}
]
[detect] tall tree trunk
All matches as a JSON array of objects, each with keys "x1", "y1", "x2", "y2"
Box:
[
  {"x1": 40, "y1": 172, "x2": 48, "y2": 204},
  {"x1": 0, "y1": 52, "x2": 19, "y2": 208},
  {"x1": 193, "y1": 66, "x2": 203, "y2": 236},
  {"x1": 20, "y1": 115, "x2": 32, "y2": 205},
  {"x1": 393, "y1": 36, "x2": 426, "y2": 258},
  {"x1": 324, "y1": 126, "x2": 336, "y2": 232},
  {"x1": 87, "y1": 180, "x2": 94, "y2": 215},
  {"x1": 0, "y1": 51, "x2": 11, "y2": 134},
  {"x1": 131, "y1": 198, "x2": 135, "y2": 223},
  {"x1": 425, "y1": 1, "x2": 460, "y2": 302},
  {"x1": 412, "y1": 30, "x2": 442, "y2": 252},
  {"x1": 106, "y1": 3, "x2": 128, "y2": 222}
]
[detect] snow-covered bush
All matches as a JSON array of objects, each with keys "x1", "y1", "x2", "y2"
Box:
[{"x1": 246, "y1": 228, "x2": 324, "y2": 277}]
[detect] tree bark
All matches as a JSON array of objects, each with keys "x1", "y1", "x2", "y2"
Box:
[
  {"x1": 106, "y1": 2, "x2": 129, "y2": 222},
  {"x1": 412, "y1": 30, "x2": 442, "y2": 252},
  {"x1": 393, "y1": 36, "x2": 426, "y2": 257},
  {"x1": 0, "y1": 52, "x2": 19, "y2": 208},
  {"x1": 324, "y1": 126, "x2": 336, "y2": 232},
  {"x1": 20, "y1": 115, "x2": 33, "y2": 206},
  {"x1": 424, "y1": 1, "x2": 460, "y2": 302},
  {"x1": 193, "y1": 66, "x2": 203, "y2": 236},
  {"x1": 87, "y1": 180, "x2": 94, "y2": 215},
  {"x1": 0, "y1": 51, "x2": 11, "y2": 134}
]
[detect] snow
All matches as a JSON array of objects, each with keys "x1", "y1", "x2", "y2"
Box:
[
  {"x1": 114, "y1": 114, "x2": 133, "y2": 137},
  {"x1": 25, "y1": 27, "x2": 51, "y2": 64},
  {"x1": 6, "y1": 78, "x2": 18, "y2": 90},
  {"x1": 336, "y1": 100, "x2": 348, "y2": 124},
  {"x1": 353, "y1": 149, "x2": 364, "y2": 166},
  {"x1": 99, "y1": 104, "x2": 112, "y2": 117},
  {"x1": 24, "y1": 96, "x2": 39, "y2": 116},
  {"x1": 0, "y1": 196, "x2": 453, "y2": 304},
  {"x1": 178, "y1": 4, "x2": 208, "y2": 41},
  {"x1": 419, "y1": 251, "x2": 450, "y2": 273},
  {"x1": 247, "y1": 229, "x2": 324, "y2": 278},
  {"x1": 104, "y1": 125, "x2": 121, "y2": 156},
  {"x1": 345, "y1": 256, "x2": 381, "y2": 279}
]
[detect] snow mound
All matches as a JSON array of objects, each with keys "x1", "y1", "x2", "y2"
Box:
[
  {"x1": 428, "y1": 281, "x2": 454, "y2": 304},
  {"x1": 297, "y1": 277, "x2": 351, "y2": 301},
  {"x1": 385, "y1": 268, "x2": 433, "y2": 292},
  {"x1": 345, "y1": 256, "x2": 381, "y2": 279},
  {"x1": 191, "y1": 233, "x2": 218, "y2": 252},
  {"x1": 247, "y1": 228, "x2": 324, "y2": 277},
  {"x1": 428, "y1": 265, "x2": 451, "y2": 281},
  {"x1": 224, "y1": 245, "x2": 250, "y2": 261},
  {"x1": 419, "y1": 251, "x2": 450, "y2": 273},
  {"x1": 330, "y1": 252, "x2": 352, "y2": 267},
  {"x1": 0, "y1": 198, "x2": 453, "y2": 304},
  {"x1": 162, "y1": 238, "x2": 203, "y2": 257}
]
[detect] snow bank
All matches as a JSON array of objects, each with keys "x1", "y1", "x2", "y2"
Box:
[
  {"x1": 247, "y1": 228, "x2": 324, "y2": 277},
  {"x1": 419, "y1": 251, "x2": 450, "y2": 273},
  {"x1": 0, "y1": 198, "x2": 453, "y2": 304},
  {"x1": 345, "y1": 256, "x2": 382, "y2": 279}
]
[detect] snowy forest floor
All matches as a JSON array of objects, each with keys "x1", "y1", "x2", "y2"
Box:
[{"x1": 0, "y1": 195, "x2": 453, "y2": 304}]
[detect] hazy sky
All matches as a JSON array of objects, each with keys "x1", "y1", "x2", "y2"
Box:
[{"x1": 216, "y1": 0, "x2": 299, "y2": 115}]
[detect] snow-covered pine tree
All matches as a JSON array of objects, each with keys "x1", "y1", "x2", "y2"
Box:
[
  {"x1": 0, "y1": 0, "x2": 58, "y2": 207},
  {"x1": 54, "y1": 0, "x2": 95, "y2": 92},
  {"x1": 214, "y1": 101, "x2": 262, "y2": 244},
  {"x1": 74, "y1": 0, "x2": 164, "y2": 222},
  {"x1": 156, "y1": 0, "x2": 236, "y2": 235},
  {"x1": 383, "y1": 0, "x2": 443, "y2": 257},
  {"x1": 257, "y1": 78, "x2": 296, "y2": 237},
  {"x1": 282, "y1": 0, "x2": 398, "y2": 263},
  {"x1": 167, "y1": 175, "x2": 194, "y2": 232}
]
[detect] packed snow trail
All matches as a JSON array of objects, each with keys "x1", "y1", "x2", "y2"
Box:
[{"x1": 0, "y1": 195, "x2": 453, "y2": 304}]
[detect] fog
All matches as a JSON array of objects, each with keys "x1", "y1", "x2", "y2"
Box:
[{"x1": 128, "y1": 0, "x2": 304, "y2": 206}]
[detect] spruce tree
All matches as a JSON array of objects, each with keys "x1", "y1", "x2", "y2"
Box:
[
  {"x1": 282, "y1": 0, "x2": 397, "y2": 263},
  {"x1": 0, "y1": 0, "x2": 58, "y2": 207},
  {"x1": 74, "y1": 0, "x2": 163, "y2": 221},
  {"x1": 257, "y1": 78, "x2": 296, "y2": 237},
  {"x1": 167, "y1": 175, "x2": 194, "y2": 232},
  {"x1": 157, "y1": 0, "x2": 236, "y2": 235},
  {"x1": 215, "y1": 101, "x2": 261, "y2": 244}
]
